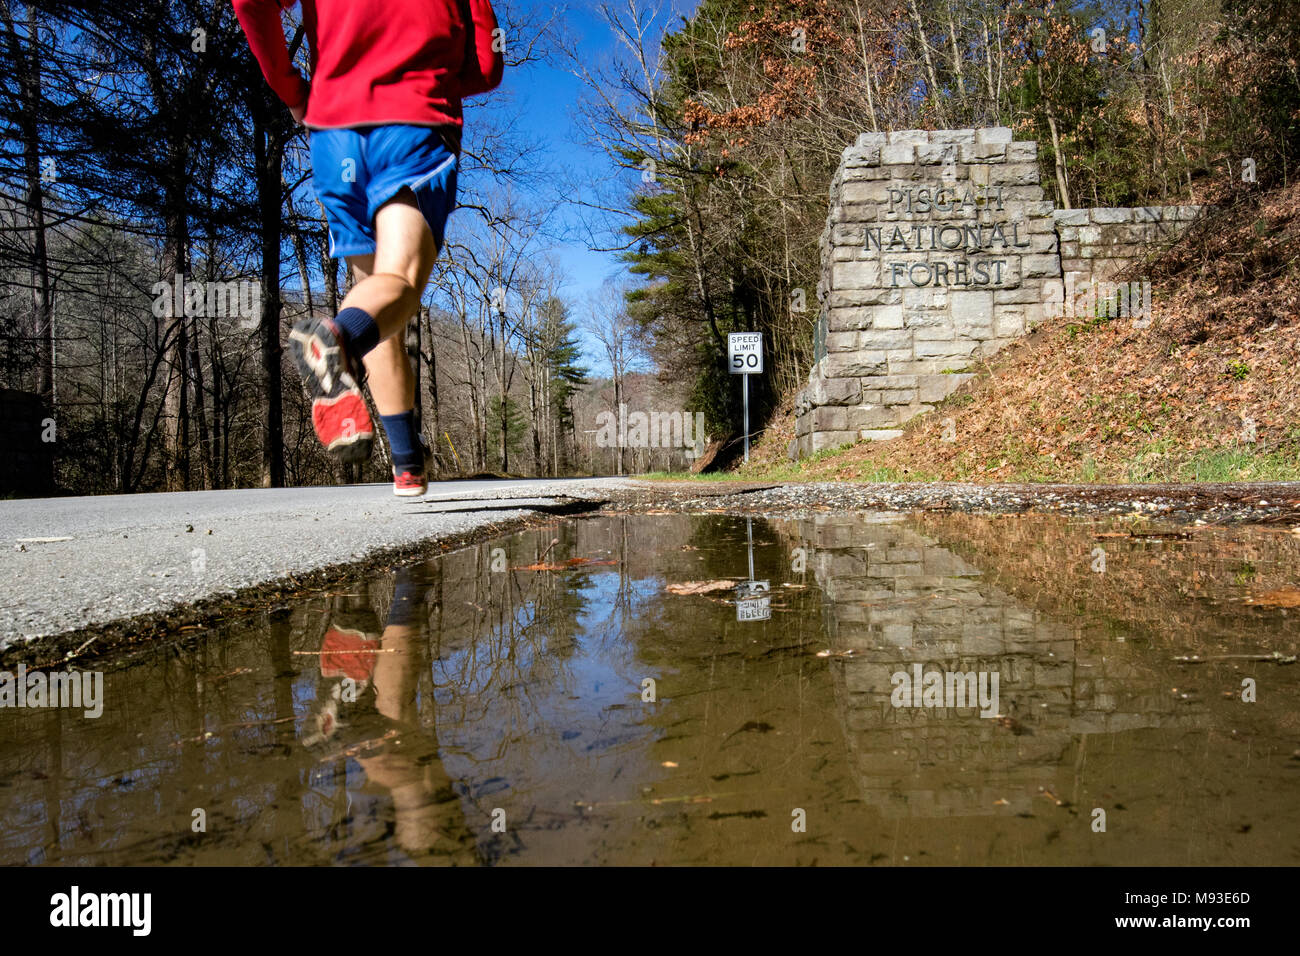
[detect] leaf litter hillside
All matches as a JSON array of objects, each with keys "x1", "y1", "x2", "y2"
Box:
[{"x1": 743, "y1": 186, "x2": 1300, "y2": 484}]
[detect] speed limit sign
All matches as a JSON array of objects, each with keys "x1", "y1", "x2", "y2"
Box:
[{"x1": 728, "y1": 332, "x2": 763, "y2": 374}]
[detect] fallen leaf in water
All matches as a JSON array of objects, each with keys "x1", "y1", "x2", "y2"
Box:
[
  {"x1": 666, "y1": 580, "x2": 737, "y2": 595},
  {"x1": 1245, "y1": 587, "x2": 1300, "y2": 607},
  {"x1": 994, "y1": 798, "x2": 1010, "y2": 806},
  {"x1": 514, "y1": 557, "x2": 618, "y2": 572},
  {"x1": 662, "y1": 761, "x2": 678, "y2": 768}
]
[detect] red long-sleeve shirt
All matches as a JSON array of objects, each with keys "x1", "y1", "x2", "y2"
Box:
[{"x1": 233, "y1": 0, "x2": 504, "y2": 131}]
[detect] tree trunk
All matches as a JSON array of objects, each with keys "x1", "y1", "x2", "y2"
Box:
[
  {"x1": 160, "y1": 202, "x2": 190, "y2": 491},
  {"x1": 252, "y1": 106, "x2": 286, "y2": 488}
]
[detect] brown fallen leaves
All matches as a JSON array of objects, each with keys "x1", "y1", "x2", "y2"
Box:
[
  {"x1": 1245, "y1": 587, "x2": 1300, "y2": 608},
  {"x1": 666, "y1": 580, "x2": 738, "y2": 595},
  {"x1": 512, "y1": 557, "x2": 618, "y2": 572}
]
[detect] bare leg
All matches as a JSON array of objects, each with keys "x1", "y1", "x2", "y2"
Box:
[{"x1": 342, "y1": 189, "x2": 438, "y2": 417}]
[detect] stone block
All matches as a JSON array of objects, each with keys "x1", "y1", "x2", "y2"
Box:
[
  {"x1": 881, "y1": 144, "x2": 916, "y2": 165},
  {"x1": 1052, "y1": 208, "x2": 1089, "y2": 227},
  {"x1": 863, "y1": 374, "x2": 919, "y2": 389},
  {"x1": 841, "y1": 181, "x2": 892, "y2": 203},
  {"x1": 976, "y1": 127, "x2": 1013, "y2": 144},
  {"x1": 951, "y1": 290, "x2": 994, "y2": 328},
  {"x1": 858, "y1": 329, "x2": 913, "y2": 350},
  {"x1": 855, "y1": 132, "x2": 887, "y2": 149},
  {"x1": 958, "y1": 143, "x2": 1007, "y2": 164},
  {"x1": 825, "y1": 352, "x2": 888, "y2": 378},
  {"x1": 916, "y1": 338, "x2": 979, "y2": 358},
  {"x1": 827, "y1": 306, "x2": 872, "y2": 332},
  {"x1": 919, "y1": 373, "x2": 972, "y2": 402},
  {"x1": 842, "y1": 145, "x2": 882, "y2": 167},
  {"x1": 913, "y1": 323, "x2": 956, "y2": 341},
  {"x1": 1006, "y1": 142, "x2": 1037, "y2": 161},
  {"x1": 833, "y1": 203, "x2": 880, "y2": 223},
  {"x1": 826, "y1": 289, "x2": 899, "y2": 309},
  {"x1": 888, "y1": 130, "x2": 929, "y2": 145},
  {"x1": 888, "y1": 357, "x2": 962, "y2": 375},
  {"x1": 826, "y1": 331, "x2": 860, "y2": 353},
  {"x1": 932, "y1": 129, "x2": 976, "y2": 144},
  {"x1": 916, "y1": 143, "x2": 957, "y2": 164},
  {"x1": 872, "y1": 303, "x2": 905, "y2": 329},
  {"x1": 832, "y1": 259, "x2": 880, "y2": 289},
  {"x1": 993, "y1": 308, "x2": 1025, "y2": 337},
  {"x1": 831, "y1": 223, "x2": 866, "y2": 245},
  {"x1": 811, "y1": 406, "x2": 848, "y2": 431},
  {"x1": 848, "y1": 404, "x2": 902, "y2": 429},
  {"x1": 994, "y1": 286, "x2": 1044, "y2": 304},
  {"x1": 1090, "y1": 207, "x2": 1132, "y2": 224},
  {"x1": 811, "y1": 430, "x2": 859, "y2": 453}
]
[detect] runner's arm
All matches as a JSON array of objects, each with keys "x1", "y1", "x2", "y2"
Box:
[
  {"x1": 233, "y1": 0, "x2": 311, "y2": 112},
  {"x1": 458, "y1": 0, "x2": 505, "y2": 98}
]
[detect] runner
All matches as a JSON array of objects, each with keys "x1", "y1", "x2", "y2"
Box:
[{"x1": 234, "y1": 0, "x2": 504, "y2": 496}]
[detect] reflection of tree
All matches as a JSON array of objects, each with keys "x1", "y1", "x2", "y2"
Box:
[{"x1": 429, "y1": 527, "x2": 595, "y2": 754}]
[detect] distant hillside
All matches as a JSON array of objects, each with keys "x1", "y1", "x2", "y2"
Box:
[{"x1": 741, "y1": 185, "x2": 1300, "y2": 484}]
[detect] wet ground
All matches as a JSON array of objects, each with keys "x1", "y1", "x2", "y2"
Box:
[{"x1": 1, "y1": 511, "x2": 1297, "y2": 865}]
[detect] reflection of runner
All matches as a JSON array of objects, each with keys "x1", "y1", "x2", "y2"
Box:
[
  {"x1": 303, "y1": 567, "x2": 476, "y2": 862},
  {"x1": 234, "y1": 0, "x2": 504, "y2": 496}
]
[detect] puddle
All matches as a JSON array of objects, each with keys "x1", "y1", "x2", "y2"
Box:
[{"x1": 1, "y1": 512, "x2": 1297, "y2": 865}]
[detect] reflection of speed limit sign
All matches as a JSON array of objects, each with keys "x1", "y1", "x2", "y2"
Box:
[{"x1": 728, "y1": 332, "x2": 763, "y2": 374}]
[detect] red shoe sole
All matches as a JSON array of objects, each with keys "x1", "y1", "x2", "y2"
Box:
[{"x1": 312, "y1": 392, "x2": 374, "y2": 454}]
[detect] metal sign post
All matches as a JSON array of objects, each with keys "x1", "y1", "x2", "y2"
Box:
[
  {"x1": 735, "y1": 517, "x2": 771, "y2": 621},
  {"x1": 727, "y1": 332, "x2": 763, "y2": 464}
]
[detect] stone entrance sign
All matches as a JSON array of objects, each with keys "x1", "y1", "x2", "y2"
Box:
[
  {"x1": 794, "y1": 127, "x2": 1060, "y2": 454},
  {"x1": 792, "y1": 127, "x2": 1204, "y2": 458}
]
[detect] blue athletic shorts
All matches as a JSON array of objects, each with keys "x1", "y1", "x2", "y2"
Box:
[{"x1": 310, "y1": 125, "x2": 458, "y2": 259}]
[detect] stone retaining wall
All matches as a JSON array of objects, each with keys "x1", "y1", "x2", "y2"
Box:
[{"x1": 792, "y1": 128, "x2": 1205, "y2": 459}]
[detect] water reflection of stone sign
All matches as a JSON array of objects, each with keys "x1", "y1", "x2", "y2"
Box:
[
  {"x1": 798, "y1": 514, "x2": 1207, "y2": 820},
  {"x1": 736, "y1": 580, "x2": 771, "y2": 621}
]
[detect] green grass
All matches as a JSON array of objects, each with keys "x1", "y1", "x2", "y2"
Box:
[
  {"x1": 646, "y1": 434, "x2": 1300, "y2": 486},
  {"x1": 1177, "y1": 444, "x2": 1300, "y2": 481}
]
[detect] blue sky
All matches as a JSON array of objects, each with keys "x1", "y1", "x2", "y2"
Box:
[
  {"x1": 506, "y1": 3, "x2": 625, "y2": 299},
  {"x1": 488, "y1": 2, "x2": 631, "y2": 299},
  {"x1": 472, "y1": 0, "x2": 690, "y2": 373}
]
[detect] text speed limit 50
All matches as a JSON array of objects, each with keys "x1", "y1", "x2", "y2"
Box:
[{"x1": 728, "y1": 332, "x2": 763, "y2": 374}]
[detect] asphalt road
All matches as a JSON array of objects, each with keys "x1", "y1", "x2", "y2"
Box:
[{"x1": 0, "y1": 478, "x2": 627, "y2": 648}]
